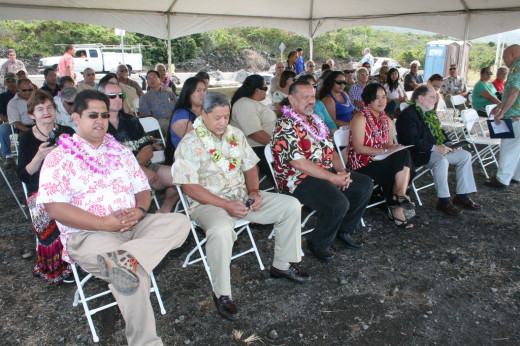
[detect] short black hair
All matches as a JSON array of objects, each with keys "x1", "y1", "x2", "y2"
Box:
[
  {"x1": 43, "y1": 67, "x2": 56, "y2": 78},
  {"x1": 58, "y1": 76, "x2": 74, "y2": 89},
  {"x1": 296, "y1": 47, "x2": 303, "y2": 52},
  {"x1": 195, "y1": 71, "x2": 210, "y2": 81},
  {"x1": 73, "y1": 89, "x2": 109, "y2": 116},
  {"x1": 146, "y1": 70, "x2": 160, "y2": 79},
  {"x1": 361, "y1": 83, "x2": 385, "y2": 105}
]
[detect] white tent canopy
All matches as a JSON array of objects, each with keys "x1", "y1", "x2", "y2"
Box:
[{"x1": 0, "y1": 0, "x2": 519, "y2": 41}]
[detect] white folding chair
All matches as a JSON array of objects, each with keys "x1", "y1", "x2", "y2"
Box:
[
  {"x1": 1, "y1": 165, "x2": 28, "y2": 219},
  {"x1": 399, "y1": 102, "x2": 408, "y2": 112},
  {"x1": 172, "y1": 167, "x2": 264, "y2": 287},
  {"x1": 10, "y1": 124, "x2": 19, "y2": 156},
  {"x1": 71, "y1": 263, "x2": 166, "y2": 343},
  {"x1": 438, "y1": 97, "x2": 465, "y2": 141},
  {"x1": 486, "y1": 104, "x2": 498, "y2": 117},
  {"x1": 409, "y1": 166, "x2": 435, "y2": 207},
  {"x1": 138, "y1": 117, "x2": 168, "y2": 210},
  {"x1": 332, "y1": 128, "x2": 385, "y2": 225},
  {"x1": 460, "y1": 109, "x2": 501, "y2": 179},
  {"x1": 264, "y1": 144, "x2": 315, "y2": 239}
]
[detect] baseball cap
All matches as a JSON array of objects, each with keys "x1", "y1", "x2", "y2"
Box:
[{"x1": 4, "y1": 72, "x2": 15, "y2": 81}]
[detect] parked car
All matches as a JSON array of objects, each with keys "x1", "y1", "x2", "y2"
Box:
[
  {"x1": 371, "y1": 57, "x2": 408, "y2": 78},
  {"x1": 38, "y1": 44, "x2": 143, "y2": 75}
]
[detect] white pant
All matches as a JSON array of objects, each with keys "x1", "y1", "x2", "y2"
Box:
[
  {"x1": 497, "y1": 121, "x2": 520, "y2": 185},
  {"x1": 423, "y1": 149, "x2": 477, "y2": 198}
]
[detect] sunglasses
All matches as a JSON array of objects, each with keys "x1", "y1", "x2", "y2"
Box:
[
  {"x1": 107, "y1": 93, "x2": 124, "y2": 99},
  {"x1": 84, "y1": 73, "x2": 95, "y2": 76},
  {"x1": 258, "y1": 86, "x2": 268, "y2": 91},
  {"x1": 118, "y1": 69, "x2": 128, "y2": 73},
  {"x1": 83, "y1": 112, "x2": 110, "y2": 119},
  {"x1": 334, "y1": 80, "x2": 347, "y2": 85},
  {"x1": 21, "y1": 88, "x2": 33, "y2": 92},
  {"x1": 64, "y1": 101, "x2": 75, "y2": 106},
  {"x1": 308, "y1": 65, "x2": 315, "y2": 67},
  {"x1": 345, "y1": 70, "x2": 355, "y2": 73},
  {"x1": 484, "y1": 72, "x2": 493, "y2": 75},
  {"x1": 449, "y1": 68, "x2": 457, "y2": 71}
]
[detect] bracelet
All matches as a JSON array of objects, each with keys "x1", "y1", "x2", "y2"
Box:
[{"x1": 249, "y1": 189, "x2": 259, "y2": 194}]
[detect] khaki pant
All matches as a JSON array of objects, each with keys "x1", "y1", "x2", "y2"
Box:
[
  {"x1": 191, "y1": 191, "x2": 301, "y2": 297},
  {"x1": 67, "y1": 213, "x2": 190, "y2": 346}
]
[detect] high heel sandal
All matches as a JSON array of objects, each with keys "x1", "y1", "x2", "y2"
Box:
[
  {"x1": 387, "y1": 194, "x2": 415, "y2": 219},
  {"x1": 387, "y1": 207, "x2": 414, "y2": 229}
]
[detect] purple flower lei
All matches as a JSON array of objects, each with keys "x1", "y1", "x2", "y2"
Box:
[
  {"x1": 281, "y1": 105, "x2": 329, "y2": 141},
  {"x1": 58, "y1": 134, "x2": 122, "y2": 175}
]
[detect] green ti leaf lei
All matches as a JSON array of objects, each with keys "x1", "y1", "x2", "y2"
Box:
[{"x1": 412, "y1": 102, "x2": 446, "y2": 145}]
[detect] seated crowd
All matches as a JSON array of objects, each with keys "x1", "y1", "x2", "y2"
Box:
[{"x1": 5, "y1": 44, "x2": 520, "y2": 346}]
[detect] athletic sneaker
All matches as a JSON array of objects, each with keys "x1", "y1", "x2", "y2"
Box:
[{"x1": 97, "y1": 250, "x2": 140, "y2": 296}]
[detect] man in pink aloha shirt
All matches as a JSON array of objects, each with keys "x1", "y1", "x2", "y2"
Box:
[{"x1": 37, "y1": 89, "x2": 190, "y2": 345}]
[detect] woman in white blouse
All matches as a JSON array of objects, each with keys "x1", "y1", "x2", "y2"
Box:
[{"x1": 383, "y1": 68, "x2": 408, "y2": 116}]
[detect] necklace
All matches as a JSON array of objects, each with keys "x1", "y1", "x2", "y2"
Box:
[
  {"x1": 411, "y1": 102, "x2": 446, "y2": 145},
  {"x1": 58, "y1": 134, "x2": 123, "y2": 175},
  {"x1": 35, "y1": 123, "x2": 53, "y2": 138},
  {"x1": 280, "y1": 105, "x2": 329, "y2": 141},
  {"x1": 192, "y1": 117, "x2": 241, "y2": 171},
  {"x1": 361, "y1": 105, "x2": 389, "y2": 146}
]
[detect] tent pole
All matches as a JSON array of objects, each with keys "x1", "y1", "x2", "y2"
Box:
[
  {"x1": 460, "y1": 11, "x2": 470, "y2": 79},
  {"x1": 167, "y1": 14, "x2": 172, "y2": 78},
  {"x1": 309, "y1": 37, "x2": 314, "y2": 61}
]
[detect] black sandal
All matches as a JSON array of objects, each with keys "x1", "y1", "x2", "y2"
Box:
[
  {"x1": 387, "y1": 194, "x2": 415, "y2": 219},
  {"x1": 388, "y1": 208, "x2": 414, "y2": 229}
]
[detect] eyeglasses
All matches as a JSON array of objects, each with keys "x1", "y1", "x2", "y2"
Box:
[
  {"x1": 107, "y1": 93, "x2": 124, "y2": 99},
  {"x1": 85, "y1": 73, "x2": 95, "y2": 76},
  {"x1": 276, "y1": 66, "x2": 284, "y2": 69},
  {"x1": 258, "y1": 86, "x2": 268, "y2": 91},
  {"x1": 449, "y1": 68, "x2": 457, "y2": 71},
  {"x1": 308, "y1": 65, "x2": 315, "y2": 67},
  {"x1": 484, "y1": 72, "x2": 493, "y2": 75},
  {"x1": 358, "y1": 73, "x2": 369, "y2": 76},
  {"x1": 334, "y1": 80, "x2": 347, "y2": 85},
  {"x1": 21, "y1": 88, "x2": 33, "y2": 92},
  {"x1": 118, "y1": 69, "x2": 128, "y2": 73},
  {"x1": 64, "y1": 101, "x2": 75, "y2": 106},
  {"x1": 345, "y1": 70, "x2": 355, "y2": 74},
  {"x1": 83, "y1": 112, "x2": 110, "y2": 119}
]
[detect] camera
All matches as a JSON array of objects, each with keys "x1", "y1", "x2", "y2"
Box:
[{"x1": 46, "y1": 127, "x2": 65, "y2": 146}]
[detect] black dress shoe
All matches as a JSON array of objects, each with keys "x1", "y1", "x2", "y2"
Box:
[
  {"x1": 511, "y1": 179, "x2": 520, "y2": 184},
  {"x1": 212, "y1": 293, "x2": 239, "y2": 321},
  {"x1": 336, "y1": 232, "x2": 363, "y2": 250},
  {"x1": 307, "y1": 241, "x2": 334, "y2": 263},
  {"x1": 485, "y1": 177, "x2": 508, "y2": 188},
  {"x1": 270, "y1": 264, "x2": 311, "y2": 283}
]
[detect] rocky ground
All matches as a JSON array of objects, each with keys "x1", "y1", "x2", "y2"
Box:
[{"x1": 1, "y1": 153, "x2": 519, "y2": 345}]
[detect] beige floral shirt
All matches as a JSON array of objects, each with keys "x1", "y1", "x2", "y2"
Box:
[{"x1": 172, "y1": 123, "x2": 259, "y2": 209}]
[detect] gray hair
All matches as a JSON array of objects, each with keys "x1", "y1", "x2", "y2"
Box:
[
  {"x1": 356, "y1": 67, "x2": 368, "y2": 77},
  {"x1": 97, "y1": 81, "x2": 120, "y2": 94},
  {"x1": 154, "y1": 63, "x2": 166, "y2": 70},
  {"x1": 411, "y1": 84, "x2": 430, "y2": 102},
  {"x1": 83, "y1": 67, "x2": 94, "y2": 74},
  {"x1": 60, "y1": 87, "x2": 78, "y2": 101},
  {"x1": 497, "y1": 66, "x2": 509, "y2": 74},
  {"x1": 202, "y1": 92, "x2": 229, "y2": 114}
]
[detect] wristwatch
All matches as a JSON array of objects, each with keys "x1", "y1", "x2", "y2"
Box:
[{"x1": 137, "y1": 207, "x2": 147, "y2": 220}]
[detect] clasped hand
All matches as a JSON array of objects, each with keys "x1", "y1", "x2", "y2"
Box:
[
  {"x1": 225, "y1": 192, "x2": 262, "y2": 218},
  {"x1": 102, "y1": 208, "x2": 142, "y2": 232},
  {"x1": 333, "y1": 171, "x2": 352, "y2": 190}
]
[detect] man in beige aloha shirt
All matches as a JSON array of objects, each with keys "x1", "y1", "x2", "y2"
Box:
[{"x1": 172, "y1": 92, "x2": 310, "y2": 322}]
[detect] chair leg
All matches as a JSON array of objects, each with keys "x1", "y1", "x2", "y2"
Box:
[
  {"x1": 245, "y1": 225, "x2": 265, "y2": 270},
  {"x1": 72, "y1": 264, "x2": 100, "y2": 343},
  {"x1": 1, "y1": 166, "x2": 28, "y2": 219},
  {"x1": 150, "y1": 272, "x2": 166, "y2": 315}
]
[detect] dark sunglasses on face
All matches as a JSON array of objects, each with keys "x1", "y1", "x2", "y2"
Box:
[
  {"x1": 119, "y1": 69, "x2": 128, "y2": 73},
  {"x1": 83, "y1": 112, "x2": 110, "y2": 119},
  {"x1": 107, "y1": 93, "x2": 124, "y2": 99},
  {"x1": 85, "y1": 73, "x2": 95, "y2": 76},
  {"x1": 258, "y1": 86, "x2": 268, "y2": 91},
  {"x1": 334, "y1": 80, "x2": 347, "y2": 85},
  {"x1": 308, "y1": 65, "x2": 315, "y2": 67},
  {"x1": 449, "y1": 68, "x2": 457, "y2": 70},
  {"x1": 345, "y1": 70, "x2": 355, "y2": 73},
  {"x1": 21, "y1": 88, "x2": 33, "y2": 92},
  {"x1": 64, "y1": 101, "x2": 75, "y2": 106},
  {"x1": 484, "y1": 72, "x2": 493, "y2": 75}
]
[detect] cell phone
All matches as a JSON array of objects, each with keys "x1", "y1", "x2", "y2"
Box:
[{"x1": 245, "y1": 199, "x2": 255, "y2": 208}]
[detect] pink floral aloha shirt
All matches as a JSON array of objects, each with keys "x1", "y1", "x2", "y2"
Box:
[{"x1": 37, "y1": 134, "x2": 150, "y2": 263}]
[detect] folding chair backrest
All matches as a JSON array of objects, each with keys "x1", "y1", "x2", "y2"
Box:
[
  {"x1": 460, "y1": 109, "x2": 479, "y2": 134},
  {"x1": 486, "y1": 104, "x2": 498, "y2": 117},
  {"x1": 399, "y1": 102, "x2": 408, "y2": 111},
  {"x1": 333, "y1": 126, "x2": 350, "y2": 168},
  {"x1": 405, "y1": 91, "x2": 413, "y2": 100},
  {"x1": 264, "y1": 144, "x2": 281, "y2": 191},
  {"x1": 139, "y1": 117, "x2": 166, "y2": 146},
  {"x1": 437, "y1": 97, "x2": 447, "y2": 111},
  {"x1": 171, "y1": 165, "x2": 193, "y2": 218},
  {"x1": 450, "y1": 95, "x2": 467, "y2": 108}
]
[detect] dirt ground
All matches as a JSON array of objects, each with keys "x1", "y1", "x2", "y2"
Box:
[{"x1": 1, "y1": 158, "x2": 520, "y2": 345}]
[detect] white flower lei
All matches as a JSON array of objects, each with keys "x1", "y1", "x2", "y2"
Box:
[
  {"x1": 281, "y1": 105, "x2": 329, "y2": 141},
  {"x1": 193, "y1": 117, "x2": 241, "y2": 171}
]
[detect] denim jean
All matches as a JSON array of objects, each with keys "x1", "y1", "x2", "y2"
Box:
[
  {"x1": 291, "y1": 171, "x2": 373, "y2": 250},
  {"x1": 0, "y1": 122, "x2": 12, "y2": 157}
]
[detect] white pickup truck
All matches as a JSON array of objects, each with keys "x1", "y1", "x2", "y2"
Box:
[{"x1": 38, "y1": 44, "x2": 143, "y2": 75}]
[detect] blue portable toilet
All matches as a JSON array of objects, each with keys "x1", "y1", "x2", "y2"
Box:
[{"x1": 424, "y1": 40, "x2": 471, "y2": 81}]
